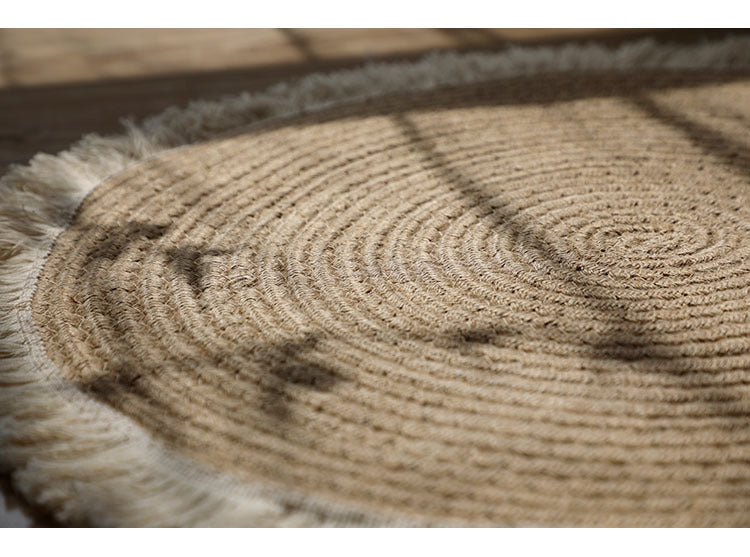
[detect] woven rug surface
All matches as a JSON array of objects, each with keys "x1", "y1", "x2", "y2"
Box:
[{"x1": 2, "y1": 38, "x2": 750, "y2": 527}]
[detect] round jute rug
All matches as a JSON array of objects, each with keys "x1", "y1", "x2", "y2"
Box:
[{"x1": 2, "y1": 38, "x2": 750, "y2": 527}]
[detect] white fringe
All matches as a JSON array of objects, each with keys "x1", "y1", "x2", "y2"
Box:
[{"x1": 1, "y1": 37, "x2": 749, "y2": 527}]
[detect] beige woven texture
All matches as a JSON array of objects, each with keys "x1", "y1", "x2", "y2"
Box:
[{"x1": 32, "y1": 72, "x2": 750, "y2": 526}]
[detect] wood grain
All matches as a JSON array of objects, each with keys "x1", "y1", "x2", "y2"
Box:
[{"x1": 0, "y1": 28, "x2": 656, "y2": 88}]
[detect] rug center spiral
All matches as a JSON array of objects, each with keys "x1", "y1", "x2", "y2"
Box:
[{"x1": 31, "y1": 74, "x2": 750, "y2": 525}]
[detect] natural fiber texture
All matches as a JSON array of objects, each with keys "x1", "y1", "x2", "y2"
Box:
[{"x1": 2, "y1": 38, "x2": 750, "y2": 527}]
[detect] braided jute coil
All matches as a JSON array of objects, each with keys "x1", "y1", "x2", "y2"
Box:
[{"x1": 2, "y1": 38, "x2": 750, "y2": 527}]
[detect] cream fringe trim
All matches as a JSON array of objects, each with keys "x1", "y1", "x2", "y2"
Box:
[{"x1": 2, "y1": 37, "x2": 750, "y2": 527}]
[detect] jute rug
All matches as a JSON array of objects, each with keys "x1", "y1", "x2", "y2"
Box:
[{"x1": 2, "y1": 38, "x2": 750, "y2": 527}]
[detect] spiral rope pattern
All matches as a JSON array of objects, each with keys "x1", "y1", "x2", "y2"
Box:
[{"x1": 32, "y1": 73, "x2": 750, "y2": 525}]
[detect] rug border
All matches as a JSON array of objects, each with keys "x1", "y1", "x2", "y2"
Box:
[{"x1": 1, "y1": 36, "x2": 749, "y2": 527}]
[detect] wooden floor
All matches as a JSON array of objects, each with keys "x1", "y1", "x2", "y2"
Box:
[
  {"x1": 1, "y1": 27, "x2": 748, "y2": 528},
  {"x1": 2, "y1": 28, "x2": 746, "y2": 173}
]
